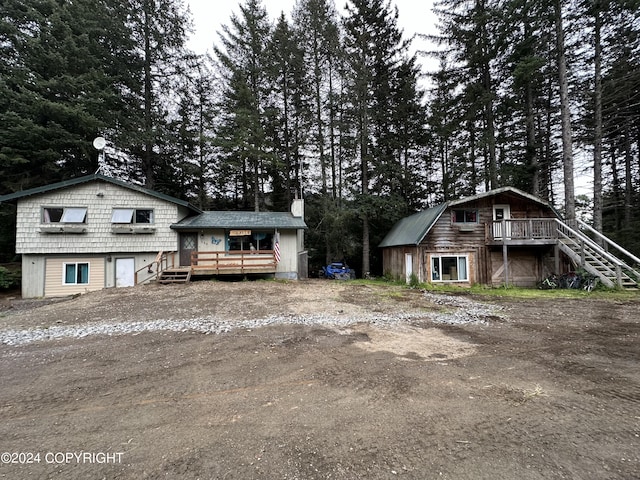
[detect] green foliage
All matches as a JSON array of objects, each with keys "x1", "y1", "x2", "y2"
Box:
[{"x1": 0, "y1": 266, "x2": 20, "y2": 290}]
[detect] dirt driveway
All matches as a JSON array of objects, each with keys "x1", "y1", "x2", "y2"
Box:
[{"x1": 0, "y1": 280, "x2": 639, "y2": 479}]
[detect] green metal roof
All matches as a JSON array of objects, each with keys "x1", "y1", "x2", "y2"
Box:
[
  {"x1": 172, "y1": 211, "x2": 307, "y2": 230},
  {"x1": 379, "y1": 187, "x2": 560, "y2": 248},
  {"x1": 378, "y1": 203, "x2": 447, "y2": 248},
  {"x1": 0, "y1": 174, "x2": 202, "y2": 214}
]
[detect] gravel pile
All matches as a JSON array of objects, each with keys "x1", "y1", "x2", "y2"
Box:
[{"x1": 0, "y1": 292, "x2": 502, "y2": 346}]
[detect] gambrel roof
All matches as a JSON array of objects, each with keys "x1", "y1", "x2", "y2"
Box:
[
  {"x1": 378, "y1": 187, "x2": 558, "y2": 248},
  {"x1": 378, "y1": 204, "x2": 447, "y2": 248}
]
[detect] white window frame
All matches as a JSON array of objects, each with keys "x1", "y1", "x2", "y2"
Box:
[
  {"x1": 431, "y1": 254, "x2": 469, "y2": 282},
  {"x1": 63, "y1": 262, "x2": 90, "y2": 285},
  {"x1": 42, "y1": 207, "x2": 87, "y2": 224},
  {"x1": 111, "y1": 208, "x2": 154, "y2": 224}
]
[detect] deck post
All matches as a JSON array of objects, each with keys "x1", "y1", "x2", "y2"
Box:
[
  {"x1": 554, "y1": 243, "x2": 560, "y2": 273},
  {"x1": 502, "y1": 242, "x2": 509, "y2": 286}
]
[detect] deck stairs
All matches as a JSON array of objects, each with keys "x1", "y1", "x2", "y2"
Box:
[
  {"x1": 157, "y1": 267, "x2": 192, "y2": 285},
  {"x1": 556, "y1": 219, "x2": 640, "y2": 289}
]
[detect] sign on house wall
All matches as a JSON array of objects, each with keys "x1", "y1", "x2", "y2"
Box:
[{"x1": 230, "y1": 230, "x2": 251, "y2": 236}]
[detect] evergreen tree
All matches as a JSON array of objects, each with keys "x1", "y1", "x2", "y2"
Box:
[{"x1": 215, "y1": 0, "x2": 272, "y2": 211}]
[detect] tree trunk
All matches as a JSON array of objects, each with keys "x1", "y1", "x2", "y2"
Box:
[
  {"x1": 593, "y1": 5, "x2": 603, "y2": 234},
  {"x1": 143, "y1": 1, "x2": 155, "y2": 189},
  {"x1": 554, "y1": 0, "x2": 576, "y2": 221}
]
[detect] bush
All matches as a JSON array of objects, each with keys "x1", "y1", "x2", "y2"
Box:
[{"x1": 0, "y1": 266, "x2": 20, "y2": 290}]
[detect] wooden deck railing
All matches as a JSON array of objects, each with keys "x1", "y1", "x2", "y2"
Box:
[
  {"x1": 489, "y1": 218, "x2": 558, "y2": 241},
  {"x1": 135, "y1": 251, "x2": 177, "y2": 284},
  {"x1": 190, "y1": 250, "x2": 277, "y2": 273}
]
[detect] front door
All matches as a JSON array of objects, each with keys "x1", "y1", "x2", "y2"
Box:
[
  {"x1": 405, "y1": 253, "x2": 413, "y2": 284},
  {"x1": 115, "y1": 258, "x2": 135, "y2": 287},
  {"x1": 180, "y1": 233, "x2": 198, "y2": 266},
  {"x1": 493, "y1": 204, "x2": 511, "y2": 239}
]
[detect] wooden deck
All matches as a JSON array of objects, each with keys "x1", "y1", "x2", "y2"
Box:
[
  {"x1": 486, "y1": 218, "x2": 559, "y2": 245},
  {"x1": 189, "y1": 250, "x2": 277, "y2": 276}
]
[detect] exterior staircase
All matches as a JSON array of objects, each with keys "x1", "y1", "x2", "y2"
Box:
[
  {"x1": 157, "y1": 267, "x2": 192, "y2": 285},
  {"x1": 556, "y1": 219, "x2": 640, "y2": 289}
]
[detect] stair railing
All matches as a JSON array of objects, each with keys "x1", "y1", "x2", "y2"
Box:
[
  {"x1": 576, "y1": 219, "x2": 640, "y2": 281},
  {"x1": 555, "y1": 219, "x2": 636, "y2": 287},
  {"x1": 134, "y1": 251, "x2": 176, "y2": 285}
]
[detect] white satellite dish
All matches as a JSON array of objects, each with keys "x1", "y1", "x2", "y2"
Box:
[{"x1": 93, "y1": 136, "x2": 106, "y2": 150}]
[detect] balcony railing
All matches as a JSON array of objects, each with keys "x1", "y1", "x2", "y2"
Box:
[{"x1": 489, "y1": 218, "x2": 558, "y2": 242}]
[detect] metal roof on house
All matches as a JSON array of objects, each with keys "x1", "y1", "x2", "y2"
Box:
[
  {"x1": 447, "y1": 186, "x2": 553, "y2": 208},
  {"x1": 378, "y1": 203, "x2": 447, "y2": 248},
  {"x1": 379, "y1": 187, "x2": 558, "y2": 248},
  {"x1": 172, "y1": 211, "x2": 307, "y2": 230},
  {"x1": 0, "y1": 174, "x2": 202, "y2": 214}
]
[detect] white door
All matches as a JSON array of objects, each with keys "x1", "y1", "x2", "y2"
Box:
[
  {"x1": 115, "y1": 258, "x2": 135, "y2": 287},
  {"x1": 405, "y1": 253, "x2": 413, "y2": 284},
  {"x1": 493, "y1": 205, "x2": 511, "y2": 240}
]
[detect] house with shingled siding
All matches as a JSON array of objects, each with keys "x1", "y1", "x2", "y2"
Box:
[{"x1": 0, "y1": 174, "x2": 308, "y2": 298}]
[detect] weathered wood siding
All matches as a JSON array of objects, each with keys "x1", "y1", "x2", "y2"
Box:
[
  {"x1": 382, "y1": 192, "x2": 559, "y2": 286},
  {"x1": 15, "y1": 181, "x2": 186, "y2": 255}
]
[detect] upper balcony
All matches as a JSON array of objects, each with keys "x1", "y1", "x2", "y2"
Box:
[{"x1": 487, "y1": 218, "x2": 559, "y2": 245}]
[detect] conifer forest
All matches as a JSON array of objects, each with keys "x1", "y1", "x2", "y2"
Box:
[{"x1": 1, "y1": 0, "x2": 639, "y2": 275}]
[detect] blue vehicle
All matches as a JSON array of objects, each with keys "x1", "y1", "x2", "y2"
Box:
[{"x1": 322, "y1": 262, "x2": 356, "y2": 280}]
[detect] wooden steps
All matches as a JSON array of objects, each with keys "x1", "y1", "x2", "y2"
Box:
[{"x1": 157, "y1": 268, "x2": 192, "y2": 284}]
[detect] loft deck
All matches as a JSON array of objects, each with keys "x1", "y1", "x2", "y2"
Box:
[{"x1": 486, "y1": 218, "x2": 560, "y2": 246}]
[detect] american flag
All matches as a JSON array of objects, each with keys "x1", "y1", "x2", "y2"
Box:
[{"x1": 274, "y1": 232, "x2": 281, "y2": 263}]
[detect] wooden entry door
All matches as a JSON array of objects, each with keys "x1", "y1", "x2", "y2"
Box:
[{"x1": 180, "y1": 233, "x2": 198, "y2": 266}]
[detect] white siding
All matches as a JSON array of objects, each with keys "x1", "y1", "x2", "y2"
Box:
[{"x1": 15, "y1": 181, "x2": 185, "y2": 255}]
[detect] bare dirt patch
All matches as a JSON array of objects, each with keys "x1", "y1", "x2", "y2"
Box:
[{"x1": 0, "y1": 280, "x2": 639, "y2": 479}]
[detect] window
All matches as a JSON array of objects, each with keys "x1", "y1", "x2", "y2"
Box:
[
  {"x1": 42, "y1": 207, "x2": 87, "y2": 223},
  {"x1": 64, "y1": 263, "x2": 89, "y2": 285},
  {"x1": 227, "y1": 231, "x2": 274, "y2": 252},
  {"x1": 452, "y1": 209, "x2": 478, "y2": 223},
  {"x1": 111, "y1": 208, "x2": 154, "y2": 224},
  {"x1": 431, "y1": 255, "x2": 469, "y2": 282}
]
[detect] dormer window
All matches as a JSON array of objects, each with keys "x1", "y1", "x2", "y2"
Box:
[{"x1": 42, "y1": 207, "x2": 87, "y2": 223}]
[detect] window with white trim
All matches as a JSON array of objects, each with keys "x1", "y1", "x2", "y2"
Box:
[
  {"x1": 431, "y1": 255, "x2": 469, "y2": 282},
  {"x1": 42, "y1": 207, "x2": 87, "y2": 223},
  {"x1": 111, "y1": 208, "x2": 154, "y2": 224},
  {"x1": 64, "y1": 262, "x2": 89, "y2": 285}
]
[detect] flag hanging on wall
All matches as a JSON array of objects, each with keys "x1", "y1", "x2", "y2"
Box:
[{"x1": 274, "y1": 231, "x2": 281, "y2": 263}]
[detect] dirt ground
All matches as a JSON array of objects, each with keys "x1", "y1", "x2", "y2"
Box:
[{"x1": 0, "y1": 280, "x2": 639, "y2": 480}]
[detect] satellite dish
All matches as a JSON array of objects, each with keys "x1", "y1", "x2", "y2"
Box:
[{"x1": 93, "y1": 136, "x2": 106, "y2": 150}]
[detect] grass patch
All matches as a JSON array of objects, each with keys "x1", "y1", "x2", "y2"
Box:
[{"x1": 359, "y1": 276, "x2": 640, "y2": 301}]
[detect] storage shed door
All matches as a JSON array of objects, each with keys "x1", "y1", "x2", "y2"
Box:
[{"x1": 115, "y1": 258, "x2": 135, "y2": 287}]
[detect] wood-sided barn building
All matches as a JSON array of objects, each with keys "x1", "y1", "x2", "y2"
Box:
[{"x1": 379, "y1": 187, "x2": 565, "y2": 287}]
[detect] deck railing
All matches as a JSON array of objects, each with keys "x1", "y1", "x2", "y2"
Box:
[
  {"x1": 489, "y1": 218, "x2": 558, "y2": 241},
  {"x1": 190, "y1": 250, "x2": 277, "y2": 273}
]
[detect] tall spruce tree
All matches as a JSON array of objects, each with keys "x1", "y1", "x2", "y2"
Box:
[
  {"x1": 215, "y1": 0, "x2": 272, "y2": 211},
  {"x1": 0, "y1": 0, "x2": 137, "y2": 193},
  {"x1": 343, "y1": 0, "x2": 417, "y2": 274}
]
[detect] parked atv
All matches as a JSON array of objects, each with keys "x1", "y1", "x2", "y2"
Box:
[{"x1": 322, "y1": 262, "x2": 356, "y2": 280}]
